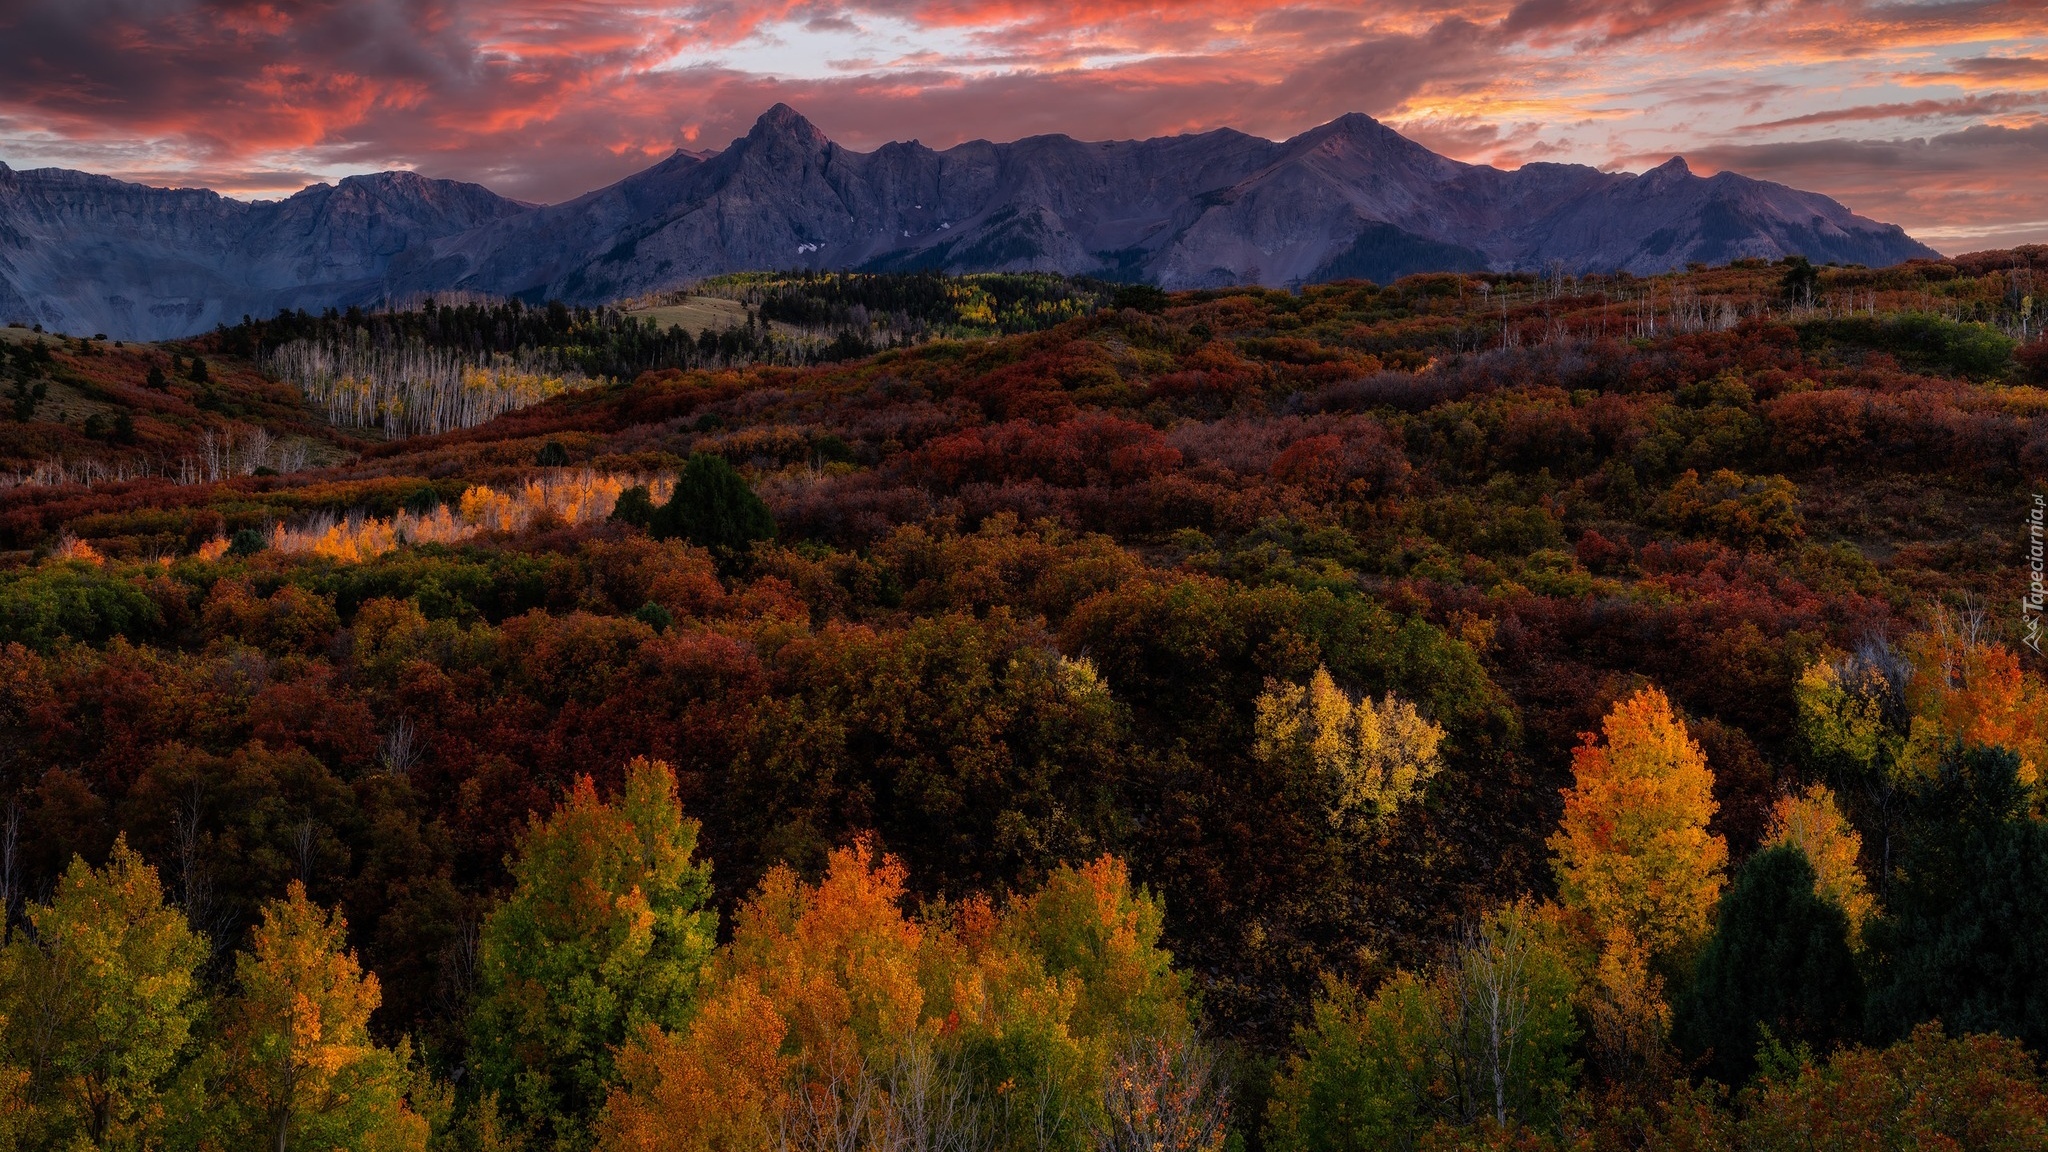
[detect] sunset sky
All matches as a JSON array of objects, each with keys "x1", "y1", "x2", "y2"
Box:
[{"x1": 1, "y1": 1, "x2": 2043, "y2": 253}]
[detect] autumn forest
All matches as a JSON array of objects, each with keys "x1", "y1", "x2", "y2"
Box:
[{"x1": 0, "y1": 255, "x2": 2046, "y2": 1151}]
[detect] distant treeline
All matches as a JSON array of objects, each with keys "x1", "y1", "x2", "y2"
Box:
[
  {"x1": 711, "y1": 269, "x2": 1120, "y2": 337},
  {"x1": 215, "y1": 298, "x2": 740, "y2": 379},
  {"x1": 213, "y1": 273, "x2": 1131, "y2": 387}
]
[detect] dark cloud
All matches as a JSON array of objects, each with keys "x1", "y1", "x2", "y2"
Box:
[
  {"x1": 1743, "y1": 92, "x2": 2044, "y2": 129},
  {"x1": 1943, "y1": 55, "x2": 2048, "y2": 82},
  {"x1": 1688, "y1": 122, "x2": 2048, "y2": 250},
  {"x1": 1499, "y1": 0, "x2": 1735, "y2": 43}
]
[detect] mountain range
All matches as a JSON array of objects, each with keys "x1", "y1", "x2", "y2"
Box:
[{"x1": 0, "y1": 104, "x2": 1938, "y2": 341}]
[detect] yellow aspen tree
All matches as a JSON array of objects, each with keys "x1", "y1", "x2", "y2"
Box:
[
  {"x1": 0, "y1": 838, "x2": 206, "y2": 1149},
  {"x1": 1255, "y1": 666, "x2": 1446, "y2": 829},
  {"x1": 0, "y1": 1051, "x2": 23, "y2": 1151},
  {"x1": 1794, "y1": 657, "x2": 1897, "y2": 774},
  {"x1": 216, "y1": 881, "x2": 426, "y2": 1152},
  {"x1": 1764, "y1": 784, "x2": 1876, "y2": 946},
  {"x1": 1548, "y1": 686, "x2": 1727, "y2": 958}
]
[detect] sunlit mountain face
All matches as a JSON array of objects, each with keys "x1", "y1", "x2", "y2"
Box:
[{"x1": 0, "y1": 1, "x2": 2043, "y2": 253}]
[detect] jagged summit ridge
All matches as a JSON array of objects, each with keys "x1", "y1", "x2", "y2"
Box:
[{"x1": 0, "y1": 106, "x2": 1936, "y2": 339}]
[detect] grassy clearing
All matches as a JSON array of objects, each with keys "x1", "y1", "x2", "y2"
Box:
[
  {"x1": 626, "y1": 296, "x2": 804, "y2": 338},
  {"x1": 625, "y1": 296, "x2": 748, "y2": 333}
]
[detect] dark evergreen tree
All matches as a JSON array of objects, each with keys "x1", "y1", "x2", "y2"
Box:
[
  {"x1": 609, "y1": 484, "x2": 656, "y2": 529},
  {"x1": 633, "y1": 601, "x2": 674, "y2": 633},
  {"x1": 652, "y1": 453, "x2": 775, "y2": 550},
  {"x1": 1864, "y1": 746, "x2": 2048, "y2": 1050},
  {"x1": 187, "y1": 356, "x2": 208, "y2": 383},
  {"x1": 1676, "y1": 844, "x2": 1862, "y2": 1084},
  {"x1": 9, "y1": 377, "x2": 42, "y2": 422},
  {"x1": 536, "y1": 440, "x2": 571, "y2": 467},
  {"x1": 145, "y1": 364, "x2": 167, "y2": 390},
  {"x1": 1113, "y1": 283, "x2": 1171, "y2": 313},
  {"x1": 1779, "y1": 255, "x2": 1821, "y2": 304}
]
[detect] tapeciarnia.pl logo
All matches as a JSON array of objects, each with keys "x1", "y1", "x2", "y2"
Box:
[{"x1": 2027, "y1": 493, "x2": 2045, "y2": 656}]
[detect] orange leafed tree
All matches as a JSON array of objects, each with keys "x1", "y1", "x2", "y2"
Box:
[
  {"x1": 600, "y1": 840, "x2": 937, "y2": 1152},
  {"x1": 1765, "y1": 783, "x2": 1876, "y2": 945},
  {"x1": 1903, "y1": 618, "x2": 2047, "y2": 790},
  {"x1": 212, "y1": 881, "x2": 427, "y2": 1152},
  {"x1": 599, "y1": 842, "x2": 1216, "y2": 1152},
  {"x1": 1658, "y1": 1023, "x2": 2048, "y2": 1150},
  {"x1": 1549, "y1": 686, "x2": 1727, "y2": 959},
  {"x1": 252, "y1": 471, "x2": 677, "y2": 564},
  {"x1": 600, "y1": 979, "x2": 791, "y2": 1152}
]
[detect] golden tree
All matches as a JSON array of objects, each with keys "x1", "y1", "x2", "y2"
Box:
[
  {"x1": 1581, "y1": 925, "x2": 1673, "y2": 1101},
  {"x1": 1765, "y1": 783, "x2": 1876, "y2": 945},
  {"x1": 1255, "y1": 666, "x2": 1446, "y2": 830},
  {"x1": 599, "y1": 844, "x2": 1210, "y2": 1152},
  {"x1": 1549, "y1": 686, "x2": 1727, "y2": 958},
  {"x1": 214, "y1": 881, "x2": 426, "y2": 1152}
]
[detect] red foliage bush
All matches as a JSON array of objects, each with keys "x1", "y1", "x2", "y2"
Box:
[{"x1": 911, "y1": 413, "x2": 1181, "y2": 491}]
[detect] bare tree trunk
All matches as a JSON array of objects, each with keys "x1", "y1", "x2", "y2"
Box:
[
  {"x1": 1439, "y1": 915, "x2": 1536, "y2": 1127},
  {"x1": 1093, "y1": 1035, "x2": 1228, "y2": 1152},
  {"x1": 293, "y1": 819, "x2": 318, "y2": 887},
  {"x1": 0, "y1": 801, "x2": 18, "y2": 945},
  {"x1": 777, "y1": 1055, "x2": 878, "y2": 1152},
  {"x1": 883, "y1": 1041, "x2": 990, "y2": 1152}
]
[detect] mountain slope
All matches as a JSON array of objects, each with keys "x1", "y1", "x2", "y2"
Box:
[
  {"x1": 414, "y1": 107, "x2": 1930, "y2": 303},
  {"x1": 0, "y1": 165, "x2": 527, "y2": 340},
  {"x1": 0, "y1": 107, "x2": 1937, "y2": 339}
]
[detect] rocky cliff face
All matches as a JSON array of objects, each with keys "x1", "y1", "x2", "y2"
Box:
[
  {"x1": 0, "y1": 166, "x2": 526, "y2": 339},
  {"x1": 0, "y1": 106, "x2": 1937, "y2": 340}
]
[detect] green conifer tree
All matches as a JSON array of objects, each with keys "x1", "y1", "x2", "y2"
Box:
[
  {"x1": 651, "y1": 453, "x2": 775, "y2": 550},
  {"x1": 1864, "y1": 746, "x2": 2048, "y2": 1050},
  {"x1": 1676, "y1": 844, "x2": 1863, "y2": 1083},
  {"x1": 608, "y1": 485, "x2": 655, "y2": 529}
]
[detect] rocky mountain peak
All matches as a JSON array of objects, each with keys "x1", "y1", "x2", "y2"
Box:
[
  {"x1": 1642, "y1": 155, "x2": 1695, "y2": 185},
  {"x1": 747, "y1": 103, "x2": 831, "y2": 149}
]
